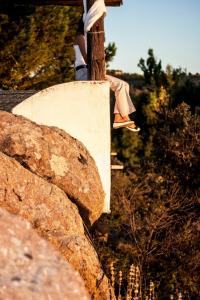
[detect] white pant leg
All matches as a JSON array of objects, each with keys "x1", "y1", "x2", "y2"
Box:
[
  {"x1": 105, "y1": 74, "x2": 136, "y2": 116},
  {"x1": 76, "y1": 68, "x2": 88, "y2": 81}
]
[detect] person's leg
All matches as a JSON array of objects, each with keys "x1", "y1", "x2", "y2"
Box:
[
  {"x1": 75, "y1": 68, "x2": 88, "y2": 81},
  {"x1": 105, "y1": 75, "x2": 139, "y2": 131},
  {"x1": 105, "y1": 74, "x2": 135, "y2": 115}
]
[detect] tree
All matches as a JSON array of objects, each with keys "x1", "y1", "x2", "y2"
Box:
[
  {"x1": 105, "y1": 42, "x2": 117, "y2": 68},
  {"x1": 103, "y1": 48, "x2": 200, "y2": 298},
  {"x1": 138, "y1": 49, "x2": 168, "y2": 91},
  {"x1": 154, "y1": 103, "x2": 200, "y2": 190},
  {"x1": 0, "y1": 5, "x2": 82, "y2": 90},
  {"x1": 171, "y1": 75, "x2": 200, "y2": 113},
  {"x1": 94, "y1": 104, "x2": 200, "y2": 298}
]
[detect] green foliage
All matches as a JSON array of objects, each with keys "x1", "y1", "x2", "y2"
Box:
[
  {"x1": 171, "y1": 75, "x2": 200, "y2": 113},
  {"x1": 112, "y1": 128, "x2": 143, "y2": 168},
  {"x1": 95, "y1": 104, "x2": 200, "y2": 297},
  {"x1": 154, "y1": 103, "x2": 200, "y2": 190},
  {"x1": 138, "y1": 49, "x2": 199, "y2": 113},
  {"x1": 105, "y1": 42, "x2": 117, "y2": 67},
  {"x1": 112, "y1": 86, "x2": 171, "y2": 166},
  {"x1": 138, "y1": 49, "x2": 169, "y2": 91},
  {"x1": 0, "y1": 6, "x2": 82, "y2": 89},
  {"x1": 97, "y1": 51, "x2": 200, "y2": 296}
]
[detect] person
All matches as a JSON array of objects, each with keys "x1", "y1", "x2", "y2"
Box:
[{"x1": 73, "y1": 16, "x2": 140, "y2": 132}]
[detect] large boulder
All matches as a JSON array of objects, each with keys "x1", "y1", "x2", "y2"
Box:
[
  {"x1": 0, "y1": 152, "x2": 112, "y2": 300},
  {"x1": 0, "y1": 208, "x2": 90, "y2": 300},
  {"x1": 0, "y1": 110, "x2": 105, "y2": 224}
]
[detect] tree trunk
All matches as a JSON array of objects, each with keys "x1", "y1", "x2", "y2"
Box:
[{"x1": 87, "y1": 0, "x2": 106, "y2": 80}]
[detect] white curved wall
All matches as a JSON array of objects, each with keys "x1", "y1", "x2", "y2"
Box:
[{"x1": 12, "y1": 81, "x2": 111, "y2": 213}]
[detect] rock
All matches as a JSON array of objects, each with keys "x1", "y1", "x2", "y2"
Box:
[
  {"x1": 0, "y1": 152, "x2": 112, "y2": 300},
  {"x1": 0, "y1": 110, "x2": 105, "y2": 224},
  {"x1": 0, "y1": 208, "x2": 90, "y2": 300}
]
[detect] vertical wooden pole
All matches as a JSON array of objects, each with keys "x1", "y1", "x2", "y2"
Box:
[{"x1": 87, "y1": 0, "x2": 106, "y2": 80}]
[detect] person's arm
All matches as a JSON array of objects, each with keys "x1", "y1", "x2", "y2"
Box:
[{"x1": 74, "y1": 34, "x2": 87, "y2": 64}]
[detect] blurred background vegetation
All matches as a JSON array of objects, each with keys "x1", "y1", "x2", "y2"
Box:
[
  {"x1": 0, "y1": 6, "x2": 199, "y2": 299},
  {"x1": 0, "y1": 5, "x2": 81, "y2": 89}
]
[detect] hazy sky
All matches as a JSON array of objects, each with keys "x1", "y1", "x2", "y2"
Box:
[{"x1": 104, "y1": 0, "x2": 200, "y2": 74}]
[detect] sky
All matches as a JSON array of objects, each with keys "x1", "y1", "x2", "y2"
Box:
[{"x1": 104, "y1": 0, "x2": 200, "y2": 74}]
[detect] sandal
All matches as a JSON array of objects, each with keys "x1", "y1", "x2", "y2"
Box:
[
  {"x1": 126, "y1": 125, "x2": 140, "y2": 132},
  {"x1": 113, "y1": 120, "x2": 134, "y2": 129}
]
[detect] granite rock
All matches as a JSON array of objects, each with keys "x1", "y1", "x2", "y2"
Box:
[
  {"x1": 0, "y1": 152, "x2": 112, "y2": 300},
  {"x1": 0, "y1": 208, "x2": 90, "y2": 300},
  {"x1": 0, "y1": 110, "x2": 105, "y2": 224}
]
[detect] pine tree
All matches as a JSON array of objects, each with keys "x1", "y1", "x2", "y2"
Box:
[
  {"x1": 0, "y1": 5, "x2": 82, "y2": 90},
  {"x1": 105, "y1": 42, "x2": 117, "y2": 68},
  {"x1": 138, "y1": 48, "x2": 169, "y2": 91}
]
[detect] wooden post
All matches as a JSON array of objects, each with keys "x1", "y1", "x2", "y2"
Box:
[{"x1": 87, "y1": 0, "x2": 106, "y2": 80}]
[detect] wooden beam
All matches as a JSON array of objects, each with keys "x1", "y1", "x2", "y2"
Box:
[
  {"x1": 87, "y1": 0, "x2": 105, "y2": 80},
  {"x1": 0, "y1": 0, "x2": 123, "y2": 7}
]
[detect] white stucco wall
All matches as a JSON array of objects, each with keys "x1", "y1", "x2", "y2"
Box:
[{"x1": 12, "y1": 81, "x2": 111, "y2": 213}]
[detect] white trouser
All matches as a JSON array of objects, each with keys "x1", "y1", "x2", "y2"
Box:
[
  {"x1": 105, "y1": 74, "x2": 136, "y2": 116},
  {"x1": 75, "y1": 67, "x2": 88, "y2": 81},
  {"x1": 75, "y1": 69, "x2": 136, "y2": 116}
]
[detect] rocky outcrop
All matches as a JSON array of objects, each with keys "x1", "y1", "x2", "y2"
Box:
[
  {"x1": 0, "y1": 110, "x2": 105, "y2": 224},
  {"x1": 0, "y1": 152, "x2": 111, "y2": 300},
  {"x1": 0, "y1": 208, "x2": 90, "y2": 300}
]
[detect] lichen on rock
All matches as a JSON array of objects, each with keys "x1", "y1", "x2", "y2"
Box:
[{"x1": 50, "y1": 154, "x2": 69, "y2": 176}]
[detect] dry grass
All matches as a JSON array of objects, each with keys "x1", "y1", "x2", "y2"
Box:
[{"x1": 108, "y1": 262, "x2": 155, "y2": 300}]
